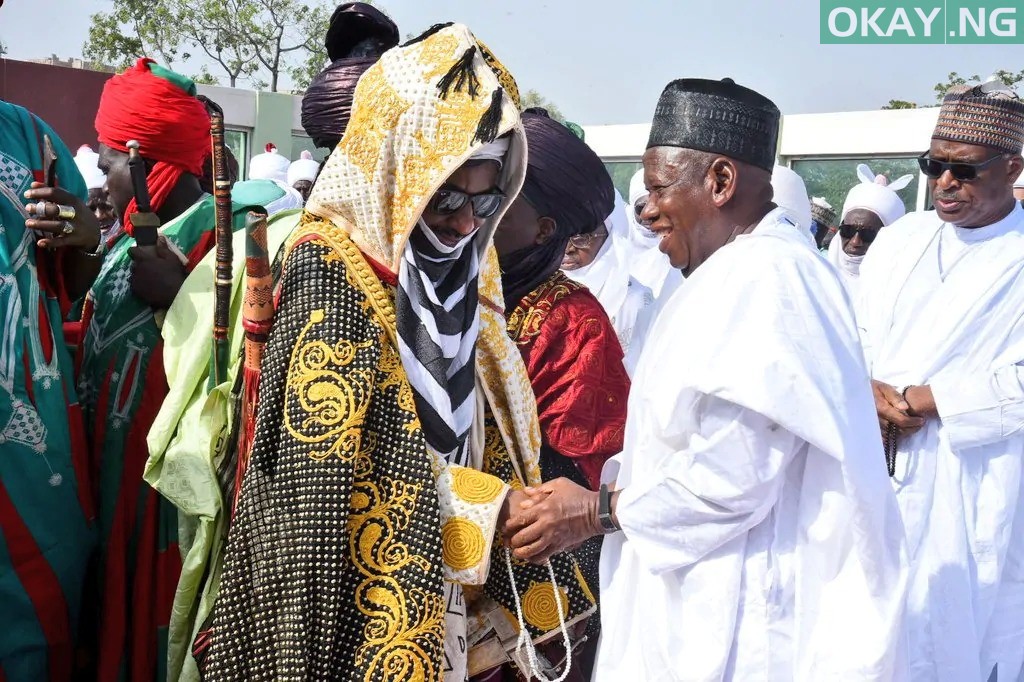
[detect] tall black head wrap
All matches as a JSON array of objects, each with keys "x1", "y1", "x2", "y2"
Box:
[
  {"x1": 301, "y1": 2, "x2": 399, "y2": 150},
  {"x1": 648, "y1": 77, "x2": 780, "y2": 172},
  {"x1": 500, "y1": 110, "x2": 615, "y2": 306}
]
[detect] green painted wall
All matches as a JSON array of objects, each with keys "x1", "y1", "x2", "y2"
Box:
[{"x1": 250, "y1": 91, "x2": 297, "y2": 175}]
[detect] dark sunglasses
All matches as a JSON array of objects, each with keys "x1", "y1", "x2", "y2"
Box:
[
  {"x1": 428, "y1": 188, "x2": 505, "y2": 218},
  {"x1": 838, "y1": 224, "x2": 880, "y2": 243},
  {"x1": 917, "y1": 151, "x2": 1006, "y2": 181},
  {"x1": 633, "y1": 196, "x2": 653, "y2": 226}
]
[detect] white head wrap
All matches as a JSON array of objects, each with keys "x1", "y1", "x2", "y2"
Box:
[
  {"x1": 248, "y1": 143, "x2": 291, "y2": 184},
  {"x1": 469, "y1": 137, "x2": 509, "y2": 167},
  {"x1": 841, "y1": 164, "x2": 913, "y2": 226},
  {"x1": 74, "y1": 145, "x2": 106, "y2": 190},
  {"x1": 266, "y1": 180, "x2": 305, "y2": 214},
  {"x1": 287, "y1": 150, "x2": 320, "y2": 187},
  {"x1": 771, "y1": 165, "x2": 813, "y2": 235},
  {"x1": 563, "y1": 189, "x2": 654, "y2": 355}
]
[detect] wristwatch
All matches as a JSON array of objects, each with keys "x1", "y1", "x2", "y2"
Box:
[{"x1": 598, "y1": 484, "x2": 620, "y2": 534}]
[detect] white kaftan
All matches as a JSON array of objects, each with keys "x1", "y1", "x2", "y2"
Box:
[
  {"x1": 857, "y1": 205, "x2": 1024, "y2": 682},
  {"x1": 595, "y1": 208, "x2": 908, "y2": 681}
]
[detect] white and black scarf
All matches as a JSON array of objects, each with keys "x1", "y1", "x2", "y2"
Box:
[{"x1": 396, "y1": 220, "x2": 481, "y2": 466}]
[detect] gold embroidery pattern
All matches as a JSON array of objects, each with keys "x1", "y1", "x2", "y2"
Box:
[
  {"x1": 506, "y1": 272, "x2": 585, "y2": 345},
  {"x1": 450, "y1": 467, "x2": 504, "y2": 505},
  {"x1": 521, "y1": 582, "x2": 569, "y2": 633},
  {"x1": 349, "y1": 478, "x2": 445, "y2": 681},
  {"x1": 441, "y1": 517, "x2": 486, "y2": 571},
  {"x1": 284, "y1": 309, "x2": 376, "y2": 461},
  {"x1": 573, "y1": 560, "x2": 596, "y2": 606}
]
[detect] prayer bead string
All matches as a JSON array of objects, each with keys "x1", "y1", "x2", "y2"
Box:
[{"x1": 503, "y1": 547, "x2": 573, "y2": 682}]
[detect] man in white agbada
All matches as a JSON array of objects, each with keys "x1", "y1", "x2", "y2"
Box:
[
  {"x1": 857, "y1": 79, "x2": 1024, "y2": 682},
  {"x1": 562, "y1": 188, "x2": 656, "y2": 371},
  {"x1": 829, "y1": 164, "x2": 912, "y2": 298},
  {"x1": 504, "y1": 77, "x2": 908, "y2": 681}
]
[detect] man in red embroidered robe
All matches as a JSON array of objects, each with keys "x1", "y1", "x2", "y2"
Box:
[{"x1": 491, "y1": 109, "x2": 630, "y2": 681}]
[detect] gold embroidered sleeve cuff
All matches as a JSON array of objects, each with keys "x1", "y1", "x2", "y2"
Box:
[{"x1": 436, "y1": 465, "x2": 509, "y2": 585}]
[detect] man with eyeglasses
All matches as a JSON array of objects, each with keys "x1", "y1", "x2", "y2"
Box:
[
  {"x1": 492, "y1": 109, "x2": 631, "y2": 679},
  {"x1": 857, "y1": 80, "x2": 1024, "y2": 682},
  {"x1": 827, "y1": 164, "x2": 913, "y2": 298}
]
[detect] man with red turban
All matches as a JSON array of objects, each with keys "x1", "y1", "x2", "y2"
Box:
[{"x1": 76, "y1": 59, "x2": 276, "y2": 682}]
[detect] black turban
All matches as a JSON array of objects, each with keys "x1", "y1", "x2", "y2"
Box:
[
  {"x1": 648, "y1": 77, "x2": 780, "y2": 172},
  {"x1": 521, "y1": 111, "x2": 614, "y2": 236},
  {"x1": 302, "y1": 3, "x2": 399, "y2": 150},
  {"x1": 500, "y1": 111, "x2": 615, "y2": 308}
]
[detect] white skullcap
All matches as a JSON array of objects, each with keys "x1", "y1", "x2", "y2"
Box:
[
  {"x1": 841, "y1": 164, "x2": 913, "y2": 226},
  {"x1": 771, "y1": 165, "x2": 813, "y2": 232},
  {"x1": 469, "y1": 138, "x2": 509, "y2": 167},
  {"x1": 248, "y1": 143, "x2": 291, "y2": 184},
  {"x1": 287, "y1": 150, "x2": 320, "y2": 186},
  {"x1": 74, "y1": 144, "x2": 106, "y2": 190}
]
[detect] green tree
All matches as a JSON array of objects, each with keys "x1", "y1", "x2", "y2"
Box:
[
  {"x1": 191, "y1": 65, "x2": 221, "y2": 86},
  {"x1": 0, "y1": 40, "x2": 7, "y2": 58},
  {"x1": 84, "y1": 0, "x2": 181, "y2": 71},
  {"x1": 84, "y1": 0, "x2": 331, "y2": 91},
  {"x1": 240, "y1": 0, "x2": 330, "y2": 92},
  {"x1": 520, "y1": 89, "x2": 565, "y2": 122},
  {"x1": 882, "y1": 99, "x2": 917, "y2": 110},
  {"x1": 933, "y1": 69, "x2": 1024, "y2": 101}
]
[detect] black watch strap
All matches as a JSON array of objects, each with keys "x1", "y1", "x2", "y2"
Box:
[{"x1": 598, "y1": 483, "x2": 619, "y2": 533}]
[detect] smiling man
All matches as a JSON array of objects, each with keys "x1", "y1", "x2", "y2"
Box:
[
  {"x1": 857, "y1": 81, "x2": 1024, "y2": 682},
  {"x1": 505, "y1": 78, "x2": 909, "y2": 681}
]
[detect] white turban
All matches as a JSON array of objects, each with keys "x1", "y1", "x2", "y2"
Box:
[
  {"x1": 841, "y1": 164, "x2": 914, "y2": 226},
  {"x1": 287, "y1": 150, "x2": 320, "y2": 187},
  {"x1": 771, "y1": 164, "x2": 813, "y2": 234},
  {"x1": 74, "y1": 145, "x2": 106, "y2": 190},
  {"x1": 469, "y1": 137, "x2": 510, "y2": 166},
  {"x1": 248, "y1": 143, "x2": 291, "y2": 184}
]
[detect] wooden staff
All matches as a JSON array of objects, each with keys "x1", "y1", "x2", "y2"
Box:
[
  {"x1": 234, "y1": 210, "x2": 273, "y2": 516},
  {"x1": 198, "y1": 95, "x2": 233, "y2": 387}
]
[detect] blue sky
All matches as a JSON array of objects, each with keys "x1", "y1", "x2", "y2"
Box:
[{"x1": 4, "y1": 0, "x2": 1024, "y2": 124}]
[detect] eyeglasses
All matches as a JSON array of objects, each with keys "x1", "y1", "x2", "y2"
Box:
[
  {"x1": 427, "y1": 188, "x2": 505, "y2": 218},
  {"x1": 917, "y1": 152, "x2": 1006, "y2": 181},
  {"x1": 567, "y1": 228, "x2": 608, "y2": 250},
  {"x1": 838, "y1": 224, "x2": 880, "y2": 243}
]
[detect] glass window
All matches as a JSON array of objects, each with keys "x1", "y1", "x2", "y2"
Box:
[
  {"x1": 225, "y1": 129, "x2": 249, "y2": 181},
  {"x1": 790, "y1": 157, "x2": 920, "y2": 219},
  {"x1": 291, "y1": 135, "x2": 330, "y2": 164},
  {"x1": 604, "y1": 161, "x2": 643, "y2": 199}
]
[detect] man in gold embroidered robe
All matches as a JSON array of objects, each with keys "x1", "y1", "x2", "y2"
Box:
[{"x1": 199, "y1": 24, "x2": 595, "y2": 682}]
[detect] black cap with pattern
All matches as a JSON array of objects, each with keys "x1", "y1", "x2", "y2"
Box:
[{"x1": 647, "y1": 77, "x2": 780, "y2": 172}]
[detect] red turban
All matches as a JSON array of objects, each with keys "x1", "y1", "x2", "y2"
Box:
[{"x1": 95, "y1": 58, "x2": 210, "y2": 235}]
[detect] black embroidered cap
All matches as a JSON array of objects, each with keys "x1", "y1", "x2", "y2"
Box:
[{"x1": 647, "y1": 77, "x2": 781, "y2": 172}]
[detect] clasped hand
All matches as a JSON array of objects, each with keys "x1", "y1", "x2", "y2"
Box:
[{"x1": 501, "y1": 477, "x2": 602, "y2": 565}]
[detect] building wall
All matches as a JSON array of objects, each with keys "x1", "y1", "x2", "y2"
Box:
[{"x1": 0, "y1": 58, "x2": 113, "y2": 150}]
